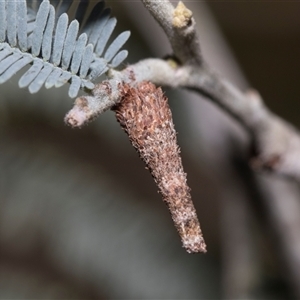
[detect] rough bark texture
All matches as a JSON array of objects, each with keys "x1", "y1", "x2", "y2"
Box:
[{"x1": 113, "y1": 81, "x2": 206, "y2": 253}]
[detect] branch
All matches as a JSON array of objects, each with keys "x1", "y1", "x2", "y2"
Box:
[
  {"x1": 65, "y1": 57, "x2": 300, "y2": 182},
  {"x1": 140, "y1": 1, "x2": 202, "y2": 65}
]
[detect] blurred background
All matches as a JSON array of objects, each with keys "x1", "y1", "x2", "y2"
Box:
[{"x1": 1, "y1": 0, "x2": 300, "y2": 299}]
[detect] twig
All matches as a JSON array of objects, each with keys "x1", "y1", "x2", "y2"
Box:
[
  {"x1": 140, "y1": 1, "x2": 202, "y2": 65},
  {"x1": 65, "y1": 57, "x2": 300, "y2": 182},
  {"x1": 137, "y1": 0, "x2": 300, "y2": 181}
]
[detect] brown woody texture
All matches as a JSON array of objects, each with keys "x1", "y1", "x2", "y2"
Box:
[{"x1": 113, "y1": 81, "x2": 206, "y2": 253}]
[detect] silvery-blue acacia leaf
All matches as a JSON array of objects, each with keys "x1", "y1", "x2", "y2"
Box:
[{"x1": 0, "y1": 0, "x2": 130, "y2": 98}]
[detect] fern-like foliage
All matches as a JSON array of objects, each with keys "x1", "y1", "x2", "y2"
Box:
[{"x1": 0, "y1": 0, "x2": 130, "y2": 98}]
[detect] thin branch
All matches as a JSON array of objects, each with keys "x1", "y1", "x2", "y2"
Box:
[
  {"x1": 140, "y1": 1, "x2": 202, "y2": 65},
  {"x1": 65, "y1": 57, "x2": 300, "y2": 182}
]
